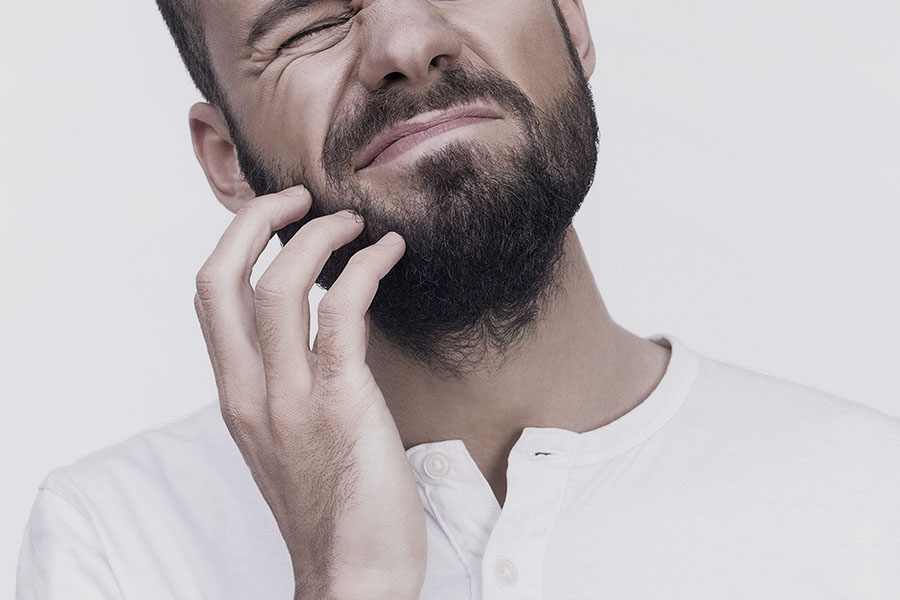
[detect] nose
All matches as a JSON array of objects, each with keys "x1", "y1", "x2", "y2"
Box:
[{"x1": 356, "y1": 0, "x2": 464, "y2": 92}]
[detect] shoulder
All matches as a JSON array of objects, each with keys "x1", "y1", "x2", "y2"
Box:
[
  {"x1": 38, "y1": 402, "x2": 258, "y2": 522},
  {"x1": 695, "y1": 350, "x2": 900, "y2": 431},
  {"x1": 19, "y1": 406, "x2": 293, "y2": 597},
  {"x1": 684, "y1": 349, "x2": 900, "y2": 479}
]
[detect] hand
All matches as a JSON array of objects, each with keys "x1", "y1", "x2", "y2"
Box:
[{"x1": 192, "y1": 185, "x2": 426, "y2": 600}]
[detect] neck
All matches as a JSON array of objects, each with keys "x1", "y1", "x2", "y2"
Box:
[{"x1": 366, "y1": 224, "x2": 671, "y2": 506}]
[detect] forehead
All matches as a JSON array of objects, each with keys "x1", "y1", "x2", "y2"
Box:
[
  {"x1": 202, "y1": 0, "x2": 262, "y2": 52},
  {"x1": 200, "y1": 0, "x2": 282, "y2": 103},
  {"x1": 201, "y1": 0, "x2": 552, "y2": 57},
  {"x1": 202, "y1": 0, "x2": 364, "y2": 51}
]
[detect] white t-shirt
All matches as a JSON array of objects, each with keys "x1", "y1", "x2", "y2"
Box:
[{"x1": 16, "y1": 334, "x2": 900, "y2": 599}]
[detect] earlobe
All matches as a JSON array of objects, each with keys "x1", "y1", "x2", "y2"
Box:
[
  {"x1": 188, "y1": 102, "x2": 255, "y2": 213},
  {"x1": 557, "y1": 0, "x2": 596, "y2": 79}
]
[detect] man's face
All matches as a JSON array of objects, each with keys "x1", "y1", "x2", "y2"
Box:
[{"x1": 202, "y1": 0, "x2": 599, "y2": 376}]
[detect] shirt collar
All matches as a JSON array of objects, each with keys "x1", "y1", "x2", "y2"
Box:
[{"x1": 406, "y1": 332, "x2": 701, "y2": 473}]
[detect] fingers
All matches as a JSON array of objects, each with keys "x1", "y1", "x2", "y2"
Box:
[
  {"x1": 194, "y1": 185, "x2": 312, "y2": 426},
  {"x1": 315, "y1": 231, "x2": 406, "y2": 375},
  {"x1": 254, "y1": 209, "x2": 366, "y2": 401},
  {"x1": 194, "y1": 291, "x2": 220, "y2": 386}
]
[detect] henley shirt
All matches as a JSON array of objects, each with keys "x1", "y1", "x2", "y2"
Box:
[{"x1": 15, "y1": 334, "x2": 900, "y2": 599}]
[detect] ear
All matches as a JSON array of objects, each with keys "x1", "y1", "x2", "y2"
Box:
[
  {"x1": 188, "y1": 102, "x2": 256, "y2": 214},
  {"x1": 557, "y1": 0, "x2": 596, "y2": 79}
]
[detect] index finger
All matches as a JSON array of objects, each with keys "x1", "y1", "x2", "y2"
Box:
[{"x1": 194, "y1": 185, "x2": 312, "y2": 415}]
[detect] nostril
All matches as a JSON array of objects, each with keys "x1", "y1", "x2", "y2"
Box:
[{"x1": 384, "y1": 71, "x2": 404, "y2": 83}]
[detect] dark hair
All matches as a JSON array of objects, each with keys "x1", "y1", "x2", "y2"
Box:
[{"x1": 154, "y1": 0, "x2": 229, "y2": 112}]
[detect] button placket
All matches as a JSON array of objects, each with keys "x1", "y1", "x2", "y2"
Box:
[
  {"x1": 410, "y1": 441, "x2": 504, "y2": 598},
  {"x1": 496, "y1": 558, "x2": 519, "y2": 585},
  {"x1": 482, "y1": 432, "x2": 579, "y2": 598}
]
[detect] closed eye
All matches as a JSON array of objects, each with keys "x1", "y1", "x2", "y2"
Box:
[{"x1": 277, "y1": 16, "x2": 353, "y2": 55}]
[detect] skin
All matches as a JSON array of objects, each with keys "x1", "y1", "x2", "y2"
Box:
[{"x1": 189, "y1": 0, "x2": 670, "y2": 513}]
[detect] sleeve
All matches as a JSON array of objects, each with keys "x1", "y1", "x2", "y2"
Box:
[{"x1": 16, "y1": 483, "x2": 125, "y2": 600}]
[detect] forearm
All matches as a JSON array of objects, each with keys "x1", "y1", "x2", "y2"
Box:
[{"x1": 294, "y1": 564, "x2": 424, "y2": 600}]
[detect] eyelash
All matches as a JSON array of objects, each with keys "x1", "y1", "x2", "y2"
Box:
[{"x1": 277, "y1": 15, "x2": 354, "y2": 55}]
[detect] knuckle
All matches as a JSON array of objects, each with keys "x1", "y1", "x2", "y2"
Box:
[
  {"x1": 254, "y1": 275, "x2": 290, "y2": 308},
  {"x1": 235, "y1": 202, "x2": 279, "y2": 233},
  {"x1": 220, "y1": 401, "x2": 260, "y2": 442},
  {"x1": 317, "y1": 294, "x2": 354, "y2": 326},
  {"x1": 194, "y1": 266, "x2": 225, "y2": 302}
]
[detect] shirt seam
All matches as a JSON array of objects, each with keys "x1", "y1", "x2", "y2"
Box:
[
  {"x1": 39, "y1": 476, "x2": 128, "y2": 599},
  {"x1": 420, "y1": 483, "x2": 478, "y2": 600},
  {"x1": 572, "y1": 352, "x2": 703, "y2": 465},
  {"x1": 537, "y1": 444, "x2": 580, "y2": 598}
]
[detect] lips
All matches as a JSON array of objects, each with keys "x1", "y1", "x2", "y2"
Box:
[{"x1": 354, "y1": 105, "x2": 502, "y2": 170}]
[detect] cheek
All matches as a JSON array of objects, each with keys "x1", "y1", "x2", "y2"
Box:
[
  {"x1": 519, "y1": 23, "x2": 574, "y2": 104},
  {"x1": 463, "y1": 1, "x2": 571, "y2": 108},
  {"x1": 250, "y1": 61, "x2": 348, "y2": 184}
]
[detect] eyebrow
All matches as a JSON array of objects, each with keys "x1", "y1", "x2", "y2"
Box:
[{"x1": 246, "y1": 0, "x2": 328, "y2": 47}]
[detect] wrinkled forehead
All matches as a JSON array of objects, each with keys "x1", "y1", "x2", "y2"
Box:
[{"x1": 201, "y1": 0, "x2": 260, "y2": 63}]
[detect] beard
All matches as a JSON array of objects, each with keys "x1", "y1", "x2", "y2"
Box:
[{"x1": 226, "y1": 18, "x2": 599, "y2": 379}]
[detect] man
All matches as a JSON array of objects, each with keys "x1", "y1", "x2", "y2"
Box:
[{"x1": 16, "y1": 0, "x2": 900, "y2": 598}]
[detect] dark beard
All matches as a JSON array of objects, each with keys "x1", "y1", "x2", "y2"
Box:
[{"x1": 226, "y1": 23, "x2": 599, "y2": 379}]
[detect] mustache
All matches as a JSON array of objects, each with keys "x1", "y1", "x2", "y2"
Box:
[{"x1": 321, "y1": 62, "x2": 538, "y2": 176}]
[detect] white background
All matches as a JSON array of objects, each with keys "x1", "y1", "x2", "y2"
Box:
[{"x1": 2, "y1": 0, "x2": 899, "y2": 594}]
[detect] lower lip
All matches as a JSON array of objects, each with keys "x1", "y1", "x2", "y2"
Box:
[{"x1": 363, "y1": 116, "x2": 498, "y2": 169}]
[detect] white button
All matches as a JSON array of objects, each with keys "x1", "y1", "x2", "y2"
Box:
[
  {"x1": 423, "y1": 452, "x2": 451, "y2": 479},
  {"x1": 496, "y1": 558, "x2": 518, "y2": 585}
]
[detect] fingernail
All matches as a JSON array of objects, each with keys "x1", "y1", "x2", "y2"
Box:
[
  {"x1": 340, "y1": 209, "x2": 364, "y2": 223},
  {"x1": 282, "y1": 184, "x2": 308, "y2": 196},
  {"x1": 377, "y1": 232, "x2": 404, "y2": 246}
]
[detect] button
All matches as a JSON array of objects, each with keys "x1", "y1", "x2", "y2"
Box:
[
  {"x1": 496, "y1": 558, "x2": 518, "y2": 585},
  {"x1": 423, "y1": 452, "x2": 451, "y2": 479}
]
